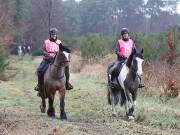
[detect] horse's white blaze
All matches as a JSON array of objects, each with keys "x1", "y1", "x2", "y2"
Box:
[
  {"x1": 136, "y1": 57, "x2": 144, "y2": 76},
  {"x1": 63, "y1": 51, "x2": 70, "y2": 61},
  {"x1": 118, "y1": 65, "x2": 129, "y2": 90}
]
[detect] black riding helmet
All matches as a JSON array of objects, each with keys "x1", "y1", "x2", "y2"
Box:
[
  {"x1": 49, "y1": 27, "x2": 59, "y2": 35},
  {"x1": 121, "y1": 28, "x2": 129, "y2": 36}
]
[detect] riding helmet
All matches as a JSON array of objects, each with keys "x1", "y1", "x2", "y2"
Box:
[
  {"x1": 121, "y1": 28, "x2": 129, "y2": 36},
  {"x1": 49, "y1": 27, "x2": 59, "y2": 35}
]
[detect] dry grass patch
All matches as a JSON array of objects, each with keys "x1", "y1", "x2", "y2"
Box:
[
  {"x1": 70, "y1": 52, "x2": 83, "y2": 73},
  {"x1": 81, "y1": 64, "x2": 106, "y2": 83},
  {"x1": 142, "y1": 62, "x2": 180, "y2": 97}
]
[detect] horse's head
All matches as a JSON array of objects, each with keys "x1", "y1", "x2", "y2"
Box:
[
  {"x1": 54, "y1": 50, "x2": 69, "y2": 67},
  {"x1": 132, "y1": 49, "x2": 144, "y2": 76}
]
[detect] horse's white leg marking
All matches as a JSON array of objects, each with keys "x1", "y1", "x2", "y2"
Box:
[
  {"x1": 128, "y1": 93, "x2": 133, "y2": 109},
  {"x1": 125, "y1": 100, "x2": 135, "y2": 120},
  {"x1": 133, "y1": 100, "x2": 137, "y2": 106},
  {"x1": 128, "y1": 102, "x2": 133, "y2": 109},
  {"x1": 128, "y1": 116, "x2": 135, "y2": 120},
  {"x1": 136, "y1": 57, "x2": 144, "y2": 76},
  {"x1": 111, "y1": 95, "x2": 117, "y2": 116},
  {"x1": 117, "y1": 65, "x2": 130, "y2": 116},
  {"x1": 124, "y1": 101, "x2": 128, "y2": 115}
]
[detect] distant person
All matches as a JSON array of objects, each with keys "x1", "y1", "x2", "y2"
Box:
[
  {"x1": 17, "y1": 45, "x2": 22, "y2": 56},
  {"x1": 34, "y1": 27, "x2": 73, "y2": 96},
  {"x1": 109, "y1": 28, "x2": 145, "y2": 88},
  {"x1": 22, "y1": 45, "x2": 26, "y2": 55},
  {"x1": 27, "y1": 45, "x2": 31, "y2": 54}
]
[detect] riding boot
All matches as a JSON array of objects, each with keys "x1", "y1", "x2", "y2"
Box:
[
  {"x1": 109, "y1": 67, "x2": 119, "y2": 89},
  {"x1": 138, "y1": 76, "x2": 145, "y2": 88},
  {"x1": 35, "y1": 73, "x2": 43, "y2": 97},
  {"x1": 110, "y1": 73, "x2": 118, "y2": 89},
  {"x1": 65, "y1": 66, "x2": 73, "y2": 90}
]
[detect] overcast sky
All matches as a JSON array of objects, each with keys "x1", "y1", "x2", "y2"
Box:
[{"x1": 74, "y1": 0, "x2": 180, "y2": 14}]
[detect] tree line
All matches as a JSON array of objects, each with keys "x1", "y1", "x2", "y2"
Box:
[{"x1": 0, "y1": 0, "x2": 179, "y2": 46}]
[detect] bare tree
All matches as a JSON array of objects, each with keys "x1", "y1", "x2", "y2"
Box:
[{"x1": 0, "y1": 0, "x2": 16, "y2": 44}]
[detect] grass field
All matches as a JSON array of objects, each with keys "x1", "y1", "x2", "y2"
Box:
[{"x1": 0, "y1": 55, "x2": 179, "y2": 135}]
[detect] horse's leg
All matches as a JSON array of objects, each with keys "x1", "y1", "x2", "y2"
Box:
[
  {"x1": 124, "y1": 89, "x2": 134, "y2": 120},
  {"x1": 111, "y1": 93, "x2": 117, "y2": 117},
  {"x1": 107, "y1": 88, "x2": 111, "y2": 105},
  {"x1": 40, "y1": 97, "x2": 46, "y2": 113},
  {"x1": 59, "y1": 88, "x2": 67, "y2": 120},
  {"x1": 47, "y1": 93, "x2": 55, "y2": 117},
  {"x1": 132, "y1": 90, "x2": 137, "y2": 106},
  {"x1": 129, "y1": 92, "x2": 134, "y2": 117}
]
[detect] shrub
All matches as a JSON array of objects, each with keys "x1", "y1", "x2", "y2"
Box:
[
  {"x1": 31, "y1": 47, "x2": 43, "y2": 56},
  {"x1": 0, "y1": 46, "x2": 7, "y2": 72},
  {"x1": 131, "y1": 32, "x2": 166, "y2": 60},
  {"x1": 80, "y1": 33, "x2": 114, "y2": 58}
]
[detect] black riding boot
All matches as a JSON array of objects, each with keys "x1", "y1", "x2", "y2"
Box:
[
  {"x1": 65, "y1": 66, "x2": 73, "y2": 90},
  {"x1": 34, "y1": 73, "x2": 43, "y2": 97},
  {"x1": 109, "y1": 66, "x2": 120, "y2": 89}
]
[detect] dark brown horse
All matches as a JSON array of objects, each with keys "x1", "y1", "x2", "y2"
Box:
[{"x1": 40, "y1": 50, "x2": 69, "y2": 120}]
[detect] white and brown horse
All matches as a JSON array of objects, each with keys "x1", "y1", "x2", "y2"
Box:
[
  {"x1": 40, "y1": 50, "x2": 69, "y2": 120},
  {"x1": 107, "y1": 49, "x2": 144, "y2": 120}
]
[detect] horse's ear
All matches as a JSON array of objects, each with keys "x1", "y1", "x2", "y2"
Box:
[{"x1": 141, "y1": 48, "x2": 144, "y2": 54}]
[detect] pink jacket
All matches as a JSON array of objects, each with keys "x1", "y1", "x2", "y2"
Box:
[
  {"x1": 43, "y1": 39, "x2": 61, "y2": 59},
  {"x1": 117, "y1": 39, "x2": 134, "y2": 58}
]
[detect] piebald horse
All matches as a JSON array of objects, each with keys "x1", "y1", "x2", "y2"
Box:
[
  {"x1": 107, "y1": 49, "x2": 144, "y2": 120},
  {"x1": 40, "y1": 50, "x2": 69, "y2": 120}
]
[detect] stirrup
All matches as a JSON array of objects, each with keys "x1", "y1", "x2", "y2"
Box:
[
  {"x1": 138, "y1": 83, "x2": 145, "y2": 88},
  {"x1": 34, "y1": 85, "x2": 39, "y2": 91},
  {"x1": 66, "y1": 83, "x2": 73, "y2": 90}
]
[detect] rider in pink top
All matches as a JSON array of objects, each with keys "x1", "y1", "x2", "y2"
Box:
[
  {"x1": 109, "y1": 28, "x2": 144, "y2": 88},
  {"x1": 35, "y1": 28, "x2": 73, "y2": 97},
  {"x1": 115, "y1": 28, "x2": 136, "y2": 61}
]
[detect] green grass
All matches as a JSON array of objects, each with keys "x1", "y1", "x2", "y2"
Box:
[{"x1": 0, "y1": 55, "x2": 180, "y2": 135}]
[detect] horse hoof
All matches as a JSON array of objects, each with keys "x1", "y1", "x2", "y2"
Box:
[
  {"x1": 40, "y1": 105, "x2": 45, "y2": 113},
  {"x1": 48, "y1": 113, "x2": 55, "y2": 117},
  {"x1": 47, "y1": 108, "x2": 55, "y2": 117},
  {"x1": 60, "y1": 117, "x2": 67, "y2": 121},
  {"x1": 112, "y1": 113, "x2": 117, "y2": 117},
  {"x1": 60, "y1": 116, "x2": 67, "y2": 121},
  {"x1": 128, "y1": 116, "x2": 135, "y2": 121},
  {"x1": 60, "y1": 112, "x2": 67, "y2": 120},
  {"x1": 47, "y1": 112, "x2": 55, "y2": 117}
]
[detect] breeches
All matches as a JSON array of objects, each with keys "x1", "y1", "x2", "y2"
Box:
[{"x1": 37, "y1": 59, "x2": 50, "y2": 76}]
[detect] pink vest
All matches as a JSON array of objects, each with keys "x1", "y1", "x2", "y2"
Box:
[
  {"x1": 44, "y1": 39, "x2": 61, "y2": 58},
  {"x1": 118, "y1": 39, "x2": 133, "y2": 58}
]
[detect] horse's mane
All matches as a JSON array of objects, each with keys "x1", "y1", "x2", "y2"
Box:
[
  {"x1": 126, "y1": 49, "x2": 136, "y2": 68},
  {"x1": 126, "y1": 49, "x2": 144, "y2": 68}
]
